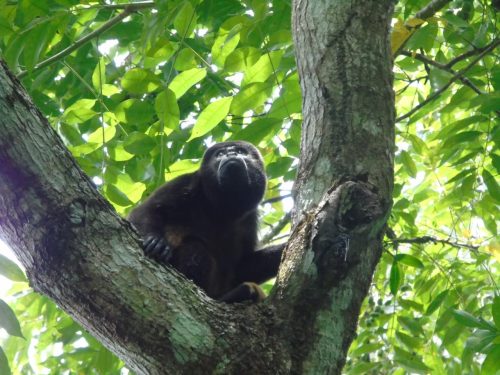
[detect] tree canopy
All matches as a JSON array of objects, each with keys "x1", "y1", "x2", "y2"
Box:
[{"x1": 0, "y1": 0, "x2": 499, "y2": 374}]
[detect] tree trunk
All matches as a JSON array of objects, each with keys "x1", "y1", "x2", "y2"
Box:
[{"x1": 0, "y1": 1, "x2": 394, "y2": 374}]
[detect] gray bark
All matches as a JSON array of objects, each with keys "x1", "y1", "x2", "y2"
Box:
[{"x1": 0, "y1": 0, "x2": 394, "y2": 374}]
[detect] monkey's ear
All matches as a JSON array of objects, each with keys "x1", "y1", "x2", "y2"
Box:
[{"x1": 219, "y1": 282, "x2": 266, "y2": 303}]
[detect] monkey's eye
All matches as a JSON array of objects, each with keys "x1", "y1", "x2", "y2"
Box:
[{"x1": 236, "y1": 149, "x2": 246, "y2": 155}]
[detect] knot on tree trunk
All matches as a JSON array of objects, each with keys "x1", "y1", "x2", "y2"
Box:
[{"x1": 310, "y1": 180, "x2": 386, "y2": 276}]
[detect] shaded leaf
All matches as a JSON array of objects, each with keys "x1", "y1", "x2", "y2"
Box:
[
  {"x1": 425, "y1": 290, "x2": 449, "y2": 315},
  {"x1": 0, "y1": 254, "x2": 26, "y2": 282},
  {"x1": 390, "y1": 261, "x2": 402, "y2": 295},
  {"x1": 123, "y1": 132, "x2": 156, "y2": 155},
  {"x1": 0, "y1": 299, "x2": 23, "y2": 338},
  {"x1": 0, "y1": 347, "x2": 11, "y2": 375}
]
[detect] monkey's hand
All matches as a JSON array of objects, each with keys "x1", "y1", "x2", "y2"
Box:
[{"x1": 142, "y1": 234, "x2": 173, "y2": 264}]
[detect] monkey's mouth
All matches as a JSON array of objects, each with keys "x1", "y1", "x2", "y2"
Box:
[{"x1": 217, "y1": 157, "x2": 251, "y2": 186}]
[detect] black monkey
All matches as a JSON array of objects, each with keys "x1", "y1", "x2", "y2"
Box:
[{"x1": 129, "y1": 141, "x2": 284, "y2": 303}]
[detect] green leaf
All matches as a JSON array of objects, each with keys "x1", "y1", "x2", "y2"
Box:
[
  {"x1": 405, "y1": 23, "x2": 438, "y2": 52},
  {"x1": 394, "y1": 254, "x2": 424, "y2": 268},
  {"x1": 105, "y1": 185, "x2": 133, "y2": 207},
  {"x1": 397, "y1": 316, "x2": 425, "y2": 336},
  {"x1": 155, "y1": 89, "x2": 180, "y2": 130},
  {"x1": 230, "y1": 82, "x2": 272, "y2": 116},
  {"x1": 212, "y1": 24, "x2": 241, "y2": 67},
  {"x1": 174, "y1": 1, "x2": 197, "y2": 37},
  {"x1": 452, "y1": 309, "x2": 484, "y2": 328},
  {"x1": 0, "y1": 254, "x2": 26, "y2": 282},
  {"x1": 168, "y1": 68, "x2": 207, "y2": 99},
  {"x1": 482, "y1": 170, "x2": 500, "y2": 202},
  {"x1": 123, "y1": 132, "x2": 156, "y2": 155},
  {"x1": 189, "y1": 97, "x2": 232, "y2": 140},
  {"x1": 442, "y1": 131, "x2": 482, "y2": 149},
  {"x1": 242, "y1": 50, "x2": 284, "y2": 86},
  {"x1": 114, "y1": 99, "x2": 155, "y2": 126},
  {"x1": 121, "y1": 68, "x2": 161, "y2": 95},
  {"x1": 165, "y1": 159, "x2": 200, "y2": 180},
  {"x1": 482, "y1": 345, "x2": 500, "y2": 375},
  {"x1": 350, "y1": 343, "x2": 383, "y2": 357},
  {"x1": 394, "y1": 346, "x2": 432, "y2": 374},
  {"x1": 0, "y1": 299, "x2": 23, "y2": 338},
  {"x1": 425, "y1": 290, "x2": 449, "y2": 315},
  {"x1": 493, "y1": 296, "x2": 500, "y2": 329},
  {"x1": 390, "y1": 261, "x2": 402, "y2": 295},
  {"x1": 232, "y1": 118, "x2": 282, "y2": 144},
  {"x1": 173, "y1": 48, "x2": 197, "y2": 71},
  {"x1": 400, "y1": 150, "x2": 417, "y2": 178},
  {"x1": 225, "y1": 47, "x2": 261, "y2": 72},
  {"x1": 347, "y1": 362, "x2": 380, "y2": 374},
  {"x1": 268, "y1": 80, "x2": 302, "y2": 119},
  {"x1": 0, "y1": 347, "x2": 11, "y2": 375},
  {"x1": 92, "y1": 58, "x2": 106, "y2": 92},
  {"x1": 62, "y1": 99, "x2": 97, "y2": 125},
  {"x1": 87, "y1": 126, "x2": 116, "y2": 144},
  {"x1": 396, "y1": 330, "x2": 423, "y2": 350}
]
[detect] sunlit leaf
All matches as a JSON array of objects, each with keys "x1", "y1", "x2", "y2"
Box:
[
  {"x1": 155, "y1": 89, "x2": 180, "y2": 130},
  {"x1": 168, "y1": 68, "x2": 207, "y2": 99},
  {"x1": 189, "y1": 97, "x2": 232, "y2": 140},
  {"x1": 121, "y1": 68, "x2": 161, "y2": 95},
  {"x1": 174, "y1": 1, "x2": 197, "y2": 37},
  {"x1": 242, "y1": 50, "x2": 284, "y2": 86},
  {"x1": 394, "y1": 254, "x2": 424, "y2": 268}
]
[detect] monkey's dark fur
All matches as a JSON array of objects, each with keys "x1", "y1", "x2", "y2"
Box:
[{"x1": 129, "y1": 141, "x2": 283, "y2": 303}]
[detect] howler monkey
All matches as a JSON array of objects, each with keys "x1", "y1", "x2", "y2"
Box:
[{"x1": 129, "y1": 141, "x2": 284, "y2": 303}]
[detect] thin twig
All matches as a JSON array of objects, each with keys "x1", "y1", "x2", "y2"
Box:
[
  {"x1": 415, "y1": 0, "x2": 453, "y2": 19},
  {"x1": 262, "y1": 194, "x2": 293, "y2": 205},
  {"x1": 396, "y1": 38, "x2": 500, "y2": 122},
  {"x1": 17, "y1": 2, "x2": 154, "y2": 79},
  {"x1": 260, "y1": 212, "x2": 291, "y2": 245},
  {"x1": 390, "y1": 235, "x2": 479, "y2": 251},
  {"x1": 77, "y1": 1, "x2": 154, "y2": 11},
  {"x1": 446, "y1": 39, "x2": 500, "y2": 68},
  {"x1": 400, "y1": 50, "x2": 485, "y2": 95}
]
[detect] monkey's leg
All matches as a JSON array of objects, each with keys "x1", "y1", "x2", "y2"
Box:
[
  {"x1": 171, "y1": 240, "x2": 218, "y2": 294},
  {"x1": 219, "y1": 282, "x2": 266, "y2": 303}
]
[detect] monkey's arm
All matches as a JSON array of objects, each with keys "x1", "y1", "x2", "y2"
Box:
[
  {"x1": 234, "y1": 243, "x2": 285, "y2": 284},
  {"x1": 129, "y1": 174, "x2": 196, "y2": 264}
]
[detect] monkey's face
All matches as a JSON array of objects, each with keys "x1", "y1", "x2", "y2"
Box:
[{"x1": 200, "y1": 141, "x2": 266, "y2": 215}]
